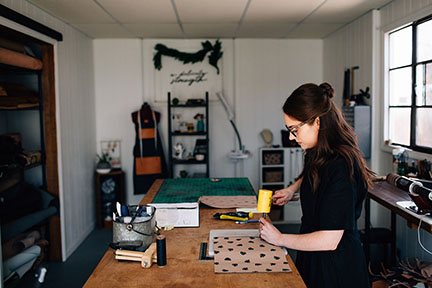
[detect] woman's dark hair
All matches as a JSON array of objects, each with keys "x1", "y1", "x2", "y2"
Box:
[{"x1": 283, "y1": 82, "x2": 374, "y2": 191}]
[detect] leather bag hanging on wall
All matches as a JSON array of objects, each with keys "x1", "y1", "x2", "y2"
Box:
[{"x1": 131, "y1": 103, "x2": 167, "y2": 194}]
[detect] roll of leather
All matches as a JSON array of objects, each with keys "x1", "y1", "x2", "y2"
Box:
[
  {"x1": 0, "y1": 47, "x2": 43, "y2": 70},
  {"x1": 0, "y1": 38, "x2": 26, "y2": 54}
]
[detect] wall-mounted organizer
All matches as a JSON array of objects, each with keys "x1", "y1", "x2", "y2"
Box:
[
  {"x1": 259, "y1": 147, "x2": 304, "y2": 223},
  {"x1": 167, "y1": 92, "x2": 209, "y2": 178}
]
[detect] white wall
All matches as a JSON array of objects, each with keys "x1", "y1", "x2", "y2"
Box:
[
  {"x1": 235, "y1": 39, "x2": 323, "y2": 189},
  {"x1": 94, "y1": 39, "x2": 145, "y2": 205},
  {"x1": 324, "y1": 0, "x2": 432, "y2": 261},
  {"x1": 94, "y1": 39, "x2": 323, "y2": 203},
  {"x1": 1, "y1": 0, "x2": 96, "y2": 260}
]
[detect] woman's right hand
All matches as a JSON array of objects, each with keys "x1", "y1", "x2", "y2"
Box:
[{"x1": 272, "y1": 187, "x2": 295, "y2": 206}]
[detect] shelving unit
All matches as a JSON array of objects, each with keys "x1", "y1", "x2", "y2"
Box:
[
  {"x1": 95, "y1": 170, "x2": 125, "y2": 229},
  {"x1": 0, "y1": 63, "x2": 46, "y2": 187},
  {"x1": 0, "y1": 23, "x2": 62, "y2": 270},
  {"x1": 167, "y1": 92, "x2": 209, "y2": 178},
  {"x1": 259, "y1": 147, "x2": 304, "y2": 223}
]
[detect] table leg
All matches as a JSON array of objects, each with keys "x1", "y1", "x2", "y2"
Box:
[
  {"x1": 364, "y1": 197, "x2": 371, "y2": 265},
  {"x1": 391, "y1": 211, "x2": 396, "y2": 265}
]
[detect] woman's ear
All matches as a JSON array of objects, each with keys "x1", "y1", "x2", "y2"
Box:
[{"x1": 314, "y1": 117, "x2": 320, "y2": 129}]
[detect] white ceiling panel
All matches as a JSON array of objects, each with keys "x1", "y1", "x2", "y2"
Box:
[
  {"x1": 74, "y1": 24, "x2": 134, "y2": 38},
  {"x1": 305, "y1": 0, "x2": 392, "y2": 23},
  {"x1": 286, "y1": 23, "x2": 345, "y2": 38},
  {"x1": 182, "y1": 24, "x2": 238, "y2": 38},
  {"x1": 175, "y1": 0, "x2": 248, "y2": 23},
  {"x1": 98, "y1": 0, "x2": 177, "y2": 23},
  {"x1": 237, "y1": 23, "x2": 297, "y2": 38},
  {"x1": 124, "y1": 24, "x2": 184, "y2": 38},
  {"x1": 28, "y1": 0, "x2": 114, "y2": 24},
  {"x1": 244, "y1": 0, "x2": 323, "y2": 23},
  {"x1": 22, "y1": 0, "x2": 395, "y2": 39}
]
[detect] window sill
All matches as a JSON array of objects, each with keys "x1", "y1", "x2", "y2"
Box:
[{"x1": 380, "y1": 143, "x2": 432, "y2": 161}]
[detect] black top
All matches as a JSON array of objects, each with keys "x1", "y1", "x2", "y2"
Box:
[{"x1": 295, "y1": 156, "x2": 370, "y2": 288}]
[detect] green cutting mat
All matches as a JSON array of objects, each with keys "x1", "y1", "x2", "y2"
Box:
[{"x1": 152, "y1": 178, "x2": 256, "y2": 203}]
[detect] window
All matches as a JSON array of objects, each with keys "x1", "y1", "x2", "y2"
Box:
[{"x1": 387, "y1": 15, "x2": 432, "y2": 153}]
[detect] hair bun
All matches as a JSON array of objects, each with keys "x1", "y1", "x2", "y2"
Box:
[{"x1": 319, "y1": 82, "x2": 335, "y2": 99}]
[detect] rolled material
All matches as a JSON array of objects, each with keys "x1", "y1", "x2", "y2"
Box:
[
  {"x1": 13, "y1": 231, "x2": 41, "y2": 252},
  {"x1": 0, "y1": 38, "x2": 26, "y2": 53},
  {"x1": 386, "y1": 173, "x2": 432, "y2": 199},
  {"x1": 257, "y1": 189, "x2": 273, "y2": 214},
  {"x1": 156, "y1": 235, "x2": 166, "y2": 267},
  {"x1": 0, "y1": 47, "x2": 43, "y2": 70},
  {"x1": 386, "y1": 173, "x2": 432, "y2": 212}
]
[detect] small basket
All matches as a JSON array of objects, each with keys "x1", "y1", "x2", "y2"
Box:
[
  {"x1": 264, "y1": 170, "x2": 283, "y2": 183},
  {"x1": 113, "y1": 205, "x2": 156, "y2": 248}
]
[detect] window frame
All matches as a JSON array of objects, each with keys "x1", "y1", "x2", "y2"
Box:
[{"x1": 387, "y1": 14, "x2": 432, "y2": 154}]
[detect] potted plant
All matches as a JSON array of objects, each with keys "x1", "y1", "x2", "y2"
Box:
[{"x1": 96, "y1": 153, "x2": 111, "y2": 174}]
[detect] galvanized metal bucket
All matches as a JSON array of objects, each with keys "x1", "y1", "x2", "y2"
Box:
[{"x1": 113, "y1": 205, "x2": 156, "y2": 248}]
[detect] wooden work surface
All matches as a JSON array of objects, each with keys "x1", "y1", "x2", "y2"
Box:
[
  {"x1": 84, "y1": 179, "x2": 305, "y2": 288},
  {"x1": 368, "y1": 181, "x2": 432, "y2": 233}
]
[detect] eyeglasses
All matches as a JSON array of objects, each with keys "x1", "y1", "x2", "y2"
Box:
[{"x1": 285, "y1": 121, "x2": 308, "y2": 138}]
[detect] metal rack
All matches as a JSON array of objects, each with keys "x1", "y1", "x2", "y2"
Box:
[
  {"x1": 0, "y1": 63, "x2": 47, "y2": 189},
  {"x1": 167, "y1": 92, "x2": 209, "y2": 178}
]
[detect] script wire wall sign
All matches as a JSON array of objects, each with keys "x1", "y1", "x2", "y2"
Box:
[{"x1": 153, "y1": 40, "x2": 223, "y2": 103}]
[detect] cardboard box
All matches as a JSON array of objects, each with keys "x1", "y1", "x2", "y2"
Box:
[{"x1": 148, "y1": 202, "x2": 199, "y2": 227}]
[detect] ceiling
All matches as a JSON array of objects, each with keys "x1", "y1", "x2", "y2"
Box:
[{"x1": 26, "y1": 0, "x2": 393, "y2": 39}]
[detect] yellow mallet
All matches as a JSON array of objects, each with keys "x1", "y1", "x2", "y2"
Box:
[{"x1": 257, "y1": 189, "x2": 273, "y2": 219}]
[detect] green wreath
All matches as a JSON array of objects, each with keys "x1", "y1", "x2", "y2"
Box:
[{"x1": 153, "y1": 40, "x2": 223, "y2": 74}]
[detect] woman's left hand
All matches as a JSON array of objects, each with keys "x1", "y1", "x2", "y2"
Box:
[{"x1": 259, "y1": 217, "x2": 282, "y2": 246}]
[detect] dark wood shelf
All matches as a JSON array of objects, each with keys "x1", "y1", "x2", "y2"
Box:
[
  {"x1": 170, "y1": 104, "x2": 206, "y2": 108},
  {"x1": 24, "y1": 162, "x2": 43, "y2": 170},
  {"x1": 0, "y1": 62, "x2": 42, "y2": 74},
  {"x1": 0, "y1": 104, "x2": 40, "y2": 111},
  {"x1": 172, "y1": 159, "x2": 207, "y2": 165},
  {"x1": 171, "y1": 132, "x2": 207, "y2": 136}
]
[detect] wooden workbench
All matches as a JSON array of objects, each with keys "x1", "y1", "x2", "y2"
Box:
[
  {"x1": 84, "y1": 179, "x2": 305, "y2": 288},
  {"x1": 365, "y1": 180, "x2": 432, "y2": 265}
]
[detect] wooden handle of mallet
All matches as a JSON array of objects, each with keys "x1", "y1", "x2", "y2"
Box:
[
  {"x1": 140, "y1": 243, "x2": 157, "y2": 268},
  {"x1": 115, "y1": 243, "x2": 157, "y2": 268}
]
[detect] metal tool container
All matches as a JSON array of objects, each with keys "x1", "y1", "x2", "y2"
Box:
[{"x1": 113, "y1": 205, "x2": 156, "y2": 248}]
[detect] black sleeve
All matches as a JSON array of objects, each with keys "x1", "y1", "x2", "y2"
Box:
[{"x1": 318, "y1": 159, "x2": 356, "y2": 230}]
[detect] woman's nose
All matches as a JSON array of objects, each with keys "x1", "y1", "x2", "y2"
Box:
[{"x1": 289, "y1": 132, "x2": 295, "y2": 141}]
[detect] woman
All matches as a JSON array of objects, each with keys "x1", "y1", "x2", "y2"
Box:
[{"x1": 259, "y1": 82, "x2": 373, "y2": 288}]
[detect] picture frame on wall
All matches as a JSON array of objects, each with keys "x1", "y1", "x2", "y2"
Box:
[{"x1": 101, "y1": 140, "x2": 121, "y2": 169}]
